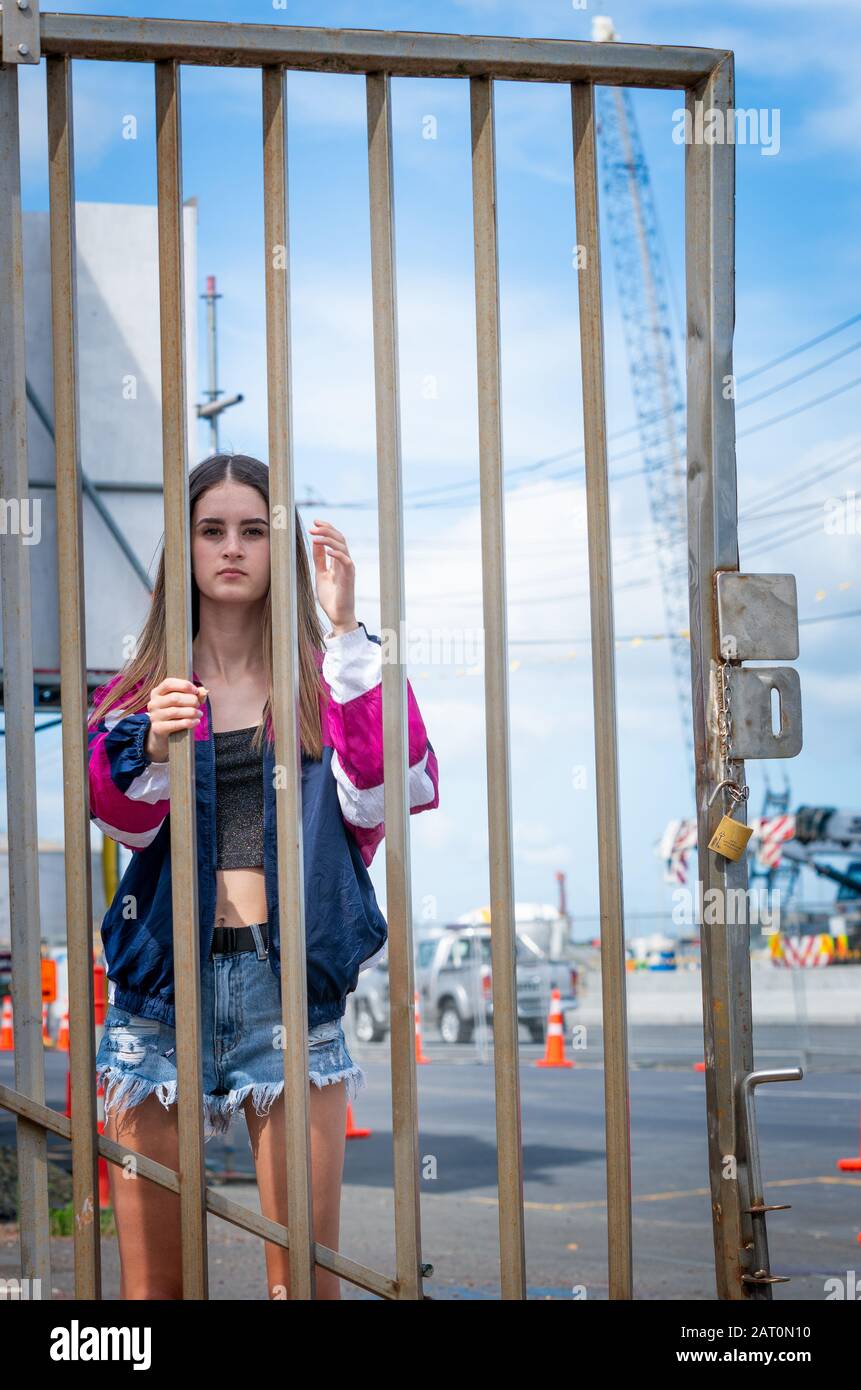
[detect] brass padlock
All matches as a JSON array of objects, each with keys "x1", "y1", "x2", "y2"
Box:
[
  {"x1": 707, "y1": 777, "x2": 754, "y2": 862},
  {"x1": 708, "y1": 812, "x2": 754, "y2": 862}
]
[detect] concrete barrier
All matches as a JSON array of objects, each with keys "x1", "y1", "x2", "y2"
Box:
[{"x1": 574, "y1": 962, "x2": 861, "y2": 1025}]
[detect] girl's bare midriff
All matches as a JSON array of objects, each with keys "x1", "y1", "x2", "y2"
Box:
[{"x1": 215, "y1": 867, "x2": 268, "y2": 930}]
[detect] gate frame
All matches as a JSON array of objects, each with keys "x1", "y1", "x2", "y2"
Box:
[{"x1": 0, "y1": 10, "x2": 771, "y2": 1301}]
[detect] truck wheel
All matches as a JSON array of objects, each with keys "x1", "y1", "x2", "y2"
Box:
[
  {"x1": 528, "y1": 1021, "x2": 546, "y2": 1044},
  {"x1": 354, "y1": 999, "x2": 384, "y2": 1044},
  {"x1": 439, "y1": 1001, "x2": 473, "y2": 1045}
]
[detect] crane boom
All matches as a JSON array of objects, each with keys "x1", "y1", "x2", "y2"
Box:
[{"x1": 592, "y1": 19, "x2": 692, "y2": 778}]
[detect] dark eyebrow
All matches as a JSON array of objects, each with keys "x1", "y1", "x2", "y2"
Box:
[{"x1": 196, "y1": 517, "x2": 270, "y2": 526}]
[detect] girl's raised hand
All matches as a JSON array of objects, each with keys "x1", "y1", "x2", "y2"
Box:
[{"x1": 308, "y1": 519, "x2": 357, "y2": 632}]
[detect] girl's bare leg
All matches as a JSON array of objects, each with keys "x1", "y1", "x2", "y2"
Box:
[
  {"x1": 245, "y1": 1080, "x2": 349, "y2": 1300},
  {"x1": 103, "y1": 1092, "x2": 183, "y2": 1299}
]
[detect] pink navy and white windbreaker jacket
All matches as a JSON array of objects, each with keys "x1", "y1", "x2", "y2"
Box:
[{"x1": 87, "y1": 619, "x2": 440, "y2": 1028}]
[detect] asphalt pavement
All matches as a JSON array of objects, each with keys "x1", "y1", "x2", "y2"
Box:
[{"x1": 1, "y1": 1024, "x2": 859, "y2": 1300}]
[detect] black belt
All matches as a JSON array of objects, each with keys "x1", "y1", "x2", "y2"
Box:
[{"x1": 210, "y1": 921, "x2": 269, "y2": 956}]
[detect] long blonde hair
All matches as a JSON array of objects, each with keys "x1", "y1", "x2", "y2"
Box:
[{"x1": 87, "y1": 452, "x2": 329, "y2": 759}]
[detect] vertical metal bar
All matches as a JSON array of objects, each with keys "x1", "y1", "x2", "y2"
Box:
[
  {"x1": 154, "y1": 56, "x2": 208, "y2": 1300},
  {"x1": 571, "y1": 81, "x2": 633, "y2": 1302},
  {"x1": 685, "y1": 56, "x2": 760, "y2": 1300},
  {"x1": 261, "y1": 63, "x2": 315, "y2": 1301},
  {"x1": 469, "y1": 74, "x2": 526, "y2": 1300},
  {"x1": 365, "y1": 71, "x2": 423, "y2": 1301},
  {"x1": 46, "y1": 51, "x2": 101, "y2": 1300},
  {"x1": 0, "y1": 58, "x2": 53, "y2": 1300}
]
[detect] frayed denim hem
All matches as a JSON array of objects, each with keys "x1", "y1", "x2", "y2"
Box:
[
  {"x1": 97, "y1": 1066, "x2": 281, "y2": 1142},
  {"x1": 309, "y1": 1061, "x2": 367, "y2": 1105},
  {"x1": 209, "y1": 1061, "x2": 367, "y2": 1132},
  {"x1": 201, "y1": 1082, "x2": 284, "y2": 1135},
  {"x1": 98, "y1": 1065, "x2": 178, "y2": 1121},
  {"x1": 211, "y1": 1062, "x2": 368, "y2": 1131},
  {"x1": 96, "y1": 1060, "x2": 368, "y2": 1140}
]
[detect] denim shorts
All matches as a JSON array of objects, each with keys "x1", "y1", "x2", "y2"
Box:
[{"x1": 95, "y1": 923, "x2": 366, "y2": 1141}]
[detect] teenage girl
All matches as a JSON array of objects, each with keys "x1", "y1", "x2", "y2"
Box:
[{"x1": 87, "y1": 451, "x2": 439, "y2": 1299}]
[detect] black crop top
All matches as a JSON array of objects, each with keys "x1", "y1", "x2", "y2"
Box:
[{"x1": 213, "y1": 725, "x2": 265, "y2": 870}]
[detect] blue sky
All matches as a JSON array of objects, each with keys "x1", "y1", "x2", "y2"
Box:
[{"x1": 13, "y1": 0, "x2": 861, "y2": 934}]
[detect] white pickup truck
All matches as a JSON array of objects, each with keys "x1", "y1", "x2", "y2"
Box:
[{"x1": 350, "y1": 924, "x2": 578, "y2": 1045}]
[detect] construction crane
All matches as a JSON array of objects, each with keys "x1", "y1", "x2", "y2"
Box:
[
  {"x1": 747, "y1": 772, "x2": 801, "y2": 905},
  {"x1": 780, "y1": 807, "x2": 861, "y2": 949},
  {"x1": 591, "y1": 16, "x2": 693, "y2": 782},
  {"x1": 657, "y1": 794, "x2": 861, "y2": 953}
]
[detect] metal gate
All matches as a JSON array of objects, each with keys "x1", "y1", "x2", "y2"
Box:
[{"x1": 0, "y1": 8, "x2": 803, "y2": 1300}]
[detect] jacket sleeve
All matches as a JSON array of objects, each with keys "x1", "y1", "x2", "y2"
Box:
[
  {"x1": 87, "y1": 680, "x2": 171, "y2": 853},
  {"x1": 318, "y1": 621, "x2": 439, "y2": 868}
]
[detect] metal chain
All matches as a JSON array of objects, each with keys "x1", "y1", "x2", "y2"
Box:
[
  {"x1": 713, "y1": 660, "x2": 749, "y2": 812},
  {"x1": 717, "y1": 660, "x2": 732, "y2": 774}
]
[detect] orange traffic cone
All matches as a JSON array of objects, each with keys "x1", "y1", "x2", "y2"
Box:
[
  {"x1": 345, "y1": 1100, "x2": 371, "y2": 1140},
  {"x1": 96, "y1": 1078, "x2": 111, "y2": 1207},
  {"x1": 57, "y1": 1009, "x2": 70, "y2": 1053},
  {"x1": 414, "y1": 991, "x2": 431, "y2": 1065},
  {"x1": 837, "y1": 1094, "x2": 861, "y2": 1173},
  {"x1": 535, "y1": 988, "x2": 574, "y2": 1069},
  {"x1": 0, "y1": 996, "x2": 14, "y2": 1050},
  {"x1": 693, "y1": 1060, "x2": 706, "y2": 1071},
  {"x1": 65, "y1": 1068, "x2": 111, "y2": 1206}
]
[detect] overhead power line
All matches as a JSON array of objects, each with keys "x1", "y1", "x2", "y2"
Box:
[
  {"x1": 499, "y1": 606, "x2": 860, "y2": 649},
  {"x1": 736, "y1": 311, "x2": 861, "y2": 384},
  {"x1": 306, "y1": 311, "x2": 861, "y2": 513},
  {"x1": 736, "y1": 375, "x2": 861, "y2": 440}
]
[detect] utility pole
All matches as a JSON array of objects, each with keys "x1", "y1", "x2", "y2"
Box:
[
  {"x1": 555, "y1": 870, "x2": 571, "y2": 956},
  {"x1": 197, "y1": 274, "x2": 243, "y2": 450}
]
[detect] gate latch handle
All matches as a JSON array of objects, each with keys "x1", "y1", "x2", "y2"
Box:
[{"x1": 738, "y1": 1068, "x2": 803, "y2": 1289}]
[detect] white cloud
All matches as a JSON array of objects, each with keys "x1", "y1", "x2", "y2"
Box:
[
  {"x1": 411, "y1": 805, "x2": 461, "y2": 853},
  {"x1": 796, "y1": 668, "x2": 861, "y2": 720},
  {"x1": 514, "y1": 839, "x2": 573, "y2": 870}
]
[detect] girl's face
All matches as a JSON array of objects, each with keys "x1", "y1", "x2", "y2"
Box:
[{"x1": 191, "y1": 480, "x2": 271, "y2": 607}]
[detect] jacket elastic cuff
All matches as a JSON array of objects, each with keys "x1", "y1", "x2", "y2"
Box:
[
  {"x1": 131, "y1": 711, "x2": 154, "y2": 770},
  {"x1": 323, "y1": 620, "x2": 369, "y2": 651}
]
